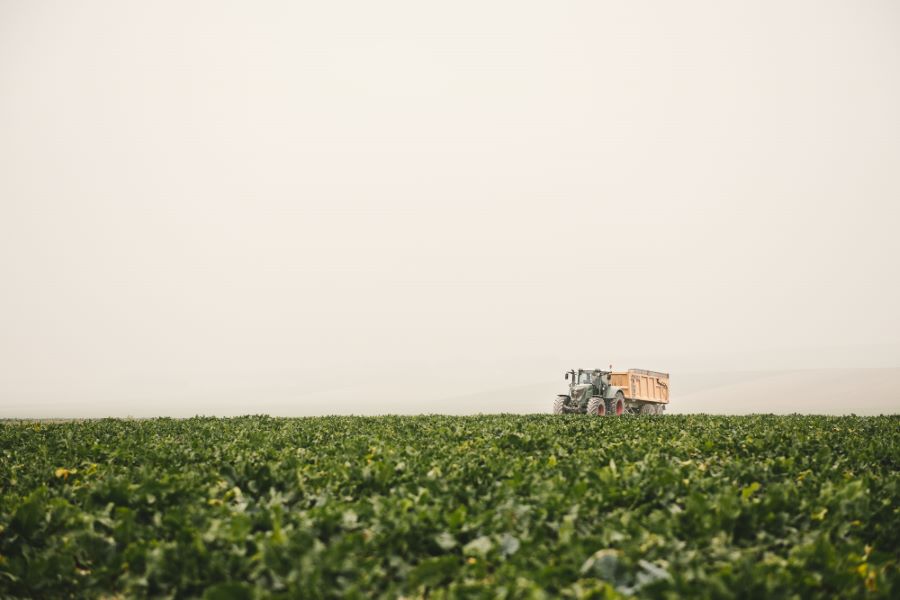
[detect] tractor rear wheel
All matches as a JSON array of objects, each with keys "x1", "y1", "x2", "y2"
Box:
[
  {"x1": 606, "y1": 392, "x2": 625, "y2": 416},
  {"x1": 553, "y1": 395, "x2": 567, "y2": 414},
  {"x1": 586, "y1": 397, "x2": 606, "y2": 416}
]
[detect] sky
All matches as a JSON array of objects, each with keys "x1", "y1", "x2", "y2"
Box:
[{"x1": 1, "y1": 1, "x2": 899, "y2": 417}]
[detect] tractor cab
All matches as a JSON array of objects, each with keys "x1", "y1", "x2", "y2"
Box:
[{"x1": 567, "y1": 368, "x2": 610, "y2": 389}]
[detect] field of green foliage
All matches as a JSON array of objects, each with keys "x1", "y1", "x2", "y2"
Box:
[{"x1": 1, "y1": 415, "x2": 897, "y2": 598}]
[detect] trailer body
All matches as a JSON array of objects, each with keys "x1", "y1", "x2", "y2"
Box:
[{"x1": 610, "y1": 369, "x2": 669, "y2": 404}]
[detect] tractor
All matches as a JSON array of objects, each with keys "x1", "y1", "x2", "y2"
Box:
[{"x1": 554, "y1": 368, "x2": 669, "y2": 415}]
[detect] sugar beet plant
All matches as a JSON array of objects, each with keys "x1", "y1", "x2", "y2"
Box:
[{"x1": 0, "y1": 415, "x2": 897, "y2": 598}]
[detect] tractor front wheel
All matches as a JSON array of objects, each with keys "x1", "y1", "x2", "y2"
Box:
[
  {"x1": 553, "y1": 395, "x2": 568, "y2": 414},
  {"x1": 586, "y1": 397, "x2": 606, "y2": 416},
  {"x1": 606, "y1": 392, "x2": 625, "y2": 416}
]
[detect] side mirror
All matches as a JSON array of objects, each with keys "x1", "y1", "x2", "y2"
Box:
[{"x1": 565, "y1": 372, "x2": 569, "y2": 380}]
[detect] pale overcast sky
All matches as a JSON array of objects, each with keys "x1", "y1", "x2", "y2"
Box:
[{"x1": 1, "y1": 1, "x2": 899, "y2": 416}]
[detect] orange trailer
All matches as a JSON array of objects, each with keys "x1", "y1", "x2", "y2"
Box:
[{"x1": 610, "y1": 369, "x2": 670, "y2": 404}]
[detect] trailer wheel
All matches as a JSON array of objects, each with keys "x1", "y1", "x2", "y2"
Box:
[
  {"x1": 640, "y1": 403, "x2": 657, "y2": 415},
  {"x1": 586, "y1": 397, "x2": 606, "y2": 416},
  {"x1": 606, "y1": 392, "x2": 625, "y2": 416},
  {"x1": 553, "y1": 395, "x2": 568, "y2": 414}
]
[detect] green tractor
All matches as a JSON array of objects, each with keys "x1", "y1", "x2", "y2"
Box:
[{"x1": 553, "y1": 368, "x2": 628, "y2": 416}]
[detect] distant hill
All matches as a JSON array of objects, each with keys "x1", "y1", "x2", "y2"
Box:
[
  {"x1": 672, "y1": 368, "x2": 900, "y2": 415},
  {"x1": 3, "y1": 368, "x2": 896, "y2": 418}
]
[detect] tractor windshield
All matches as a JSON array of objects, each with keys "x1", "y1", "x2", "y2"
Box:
[{"x1": 577, "y1": 371, "x2": 592, "y2": 384}]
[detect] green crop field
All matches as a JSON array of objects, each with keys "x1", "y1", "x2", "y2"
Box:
[{"x1": 1, "y1": 415, "x2": 897, "y2": 598}]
